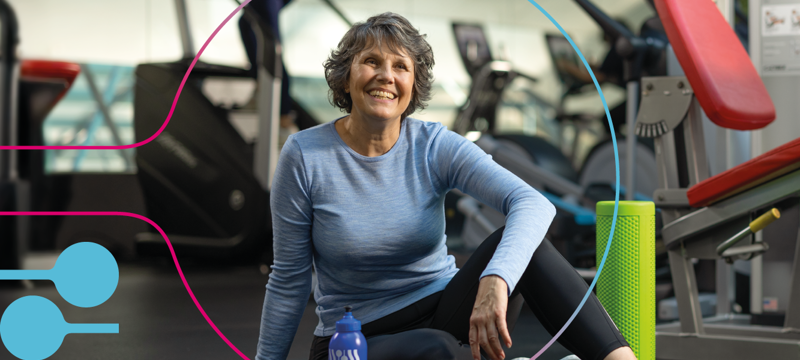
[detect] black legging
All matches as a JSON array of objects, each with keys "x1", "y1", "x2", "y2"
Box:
[{"x1": 309, "y1": 227, "x2": 628, "y2": 360}]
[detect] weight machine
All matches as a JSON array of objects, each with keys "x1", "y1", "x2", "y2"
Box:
[{"x1": 640, "y1": 1, "x2": 800, "y2": 358}]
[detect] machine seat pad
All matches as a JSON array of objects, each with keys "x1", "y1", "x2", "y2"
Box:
[
  {"x1": 655, "y1": 0, "x2": 775, "y2": 130},
  {"x1": 21, "y1": 60, "x2": 80, "y2": 85},
  {"x1": 20, "y1": 60, "x2": 81, "y2": 110},
  {"x1": 687, "y1": 136, "x2": 800, "y2": 207}
]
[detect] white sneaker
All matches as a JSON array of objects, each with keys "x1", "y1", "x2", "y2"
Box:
[{"x1": 509, "y1": 356, "x2": 579, "y2": 360}]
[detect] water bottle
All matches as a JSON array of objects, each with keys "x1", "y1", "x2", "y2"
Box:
[{"x1": 328, "y1": 306, "x2": 367, "y2": 360}]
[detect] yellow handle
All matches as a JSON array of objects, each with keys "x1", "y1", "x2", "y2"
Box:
[{"x1": 749, "y1": 208, "x2": 781, "y2": 233}]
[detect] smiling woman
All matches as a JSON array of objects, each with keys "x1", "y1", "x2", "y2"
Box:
[
  {"x1": 346, "y1": 47, "x2": 413, "y2": 122},
  {"x1": 331, "y1": 41, "x2": 417, "y2": 157},
  {"x1": 322, "y1": 13, "x2": 434, "y2": 157},
  {"x1": 256, "y1": 12, "x2": 635, "y2": 360},
  {"x1": 324, "y1": 13, "x2": 434, "y2": 119}
]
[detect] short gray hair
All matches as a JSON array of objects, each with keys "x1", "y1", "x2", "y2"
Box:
[{"x1": 323, "y1": 12, "x2": 435, "y2": 119}]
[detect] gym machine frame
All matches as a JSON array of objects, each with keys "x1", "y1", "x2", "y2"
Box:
[
  {"x1": 133, "y1": 0, "x2": 283, "y2": 255},
  {"x1": 639, "y1": 1, "x2": 800, "y2": 359},
  {"x1": 0, "y1": 0, "x2": 21, "y2": 269},
  {"x1": 0, "y1": 0, "x2": 83, "y2": 268},
  {"x1": 449, "y1": 23, "x2": 609, "y2": 230},
  {"x1": 450, "y1": 15, "x2": 662, "y2": 265},
  {"x1": 450, "y1": 3, "x2": 667, "y2": 226}
]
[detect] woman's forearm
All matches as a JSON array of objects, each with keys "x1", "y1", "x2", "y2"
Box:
[
  {"x1": 480, "y1": 186, "x2": 556, "y2": 295},
  {"x1": 255, "y1": 268, "x2": 313, "y2": 360}
]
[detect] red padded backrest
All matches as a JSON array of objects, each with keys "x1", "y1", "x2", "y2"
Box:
[
  {"x1": 21, "y1": 60, "x2": 81, "y2": 86},
  {"x1": 655, "y1": 0, "x2": 775, "y2": 130},
  {"x1": 20, "y1": 60, "x2": 81, "y2": 107}
]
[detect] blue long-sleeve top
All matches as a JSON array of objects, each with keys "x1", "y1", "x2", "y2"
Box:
[{"x1": 256, "y1": 118, "x2": 556, "y2": 359}]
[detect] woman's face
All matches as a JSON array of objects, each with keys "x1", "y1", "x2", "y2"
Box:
[{"x1": 346, "y1": 41, "x2": 414, "y2": 123}]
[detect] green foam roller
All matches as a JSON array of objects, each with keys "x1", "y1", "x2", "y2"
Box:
[{"x1": 596, "y1": 201, "x2": 655, "y2": 360}]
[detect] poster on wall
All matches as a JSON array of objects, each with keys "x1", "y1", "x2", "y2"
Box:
[
  {"x1": 761, "y1": 2, "x2": 800, "y2": 75},
  {"x1": 762, "y1": 4, "x2": 800, "y2": 36}
]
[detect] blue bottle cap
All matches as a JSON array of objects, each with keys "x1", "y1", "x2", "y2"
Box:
[{"x1": 335, "y1": 306, "x2": 361, "y2": 332}]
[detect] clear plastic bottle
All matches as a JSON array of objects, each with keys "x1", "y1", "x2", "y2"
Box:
[{"x1": 328, "y1": 306, "x2": 367, "y2": 360}]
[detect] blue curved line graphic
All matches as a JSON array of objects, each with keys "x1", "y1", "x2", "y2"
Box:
[{"x1": 525, "y1": 1, "x2": 621, "y2": 358}]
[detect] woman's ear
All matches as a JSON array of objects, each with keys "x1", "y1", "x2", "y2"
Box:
[{"x1": 344, "y1": 67, "x2": 352, "y2": 93}]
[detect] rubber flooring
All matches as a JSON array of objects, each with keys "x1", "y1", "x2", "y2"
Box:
[{"x1": 0, "y1": 259, "x2": 572, "y2": 360}]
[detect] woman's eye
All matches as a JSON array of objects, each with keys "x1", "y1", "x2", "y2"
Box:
[{"x1": 366, "y1": 59, "x2": 376, "y2": 65}]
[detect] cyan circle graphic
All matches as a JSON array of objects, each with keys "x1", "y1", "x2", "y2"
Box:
[
  {"x1": 525, "y1": 1, "x2": 621, "y2": 358},
  {"x1": 0, "y1": 296, "x2": 67, "y2": 360},
  {"x1": 52, "y1": 242, "x2": 119, "y2": 308}
]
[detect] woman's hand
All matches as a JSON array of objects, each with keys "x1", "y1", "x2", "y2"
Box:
[{"x1": 469, "y1": 275, "x2": 512, "y2": 360}]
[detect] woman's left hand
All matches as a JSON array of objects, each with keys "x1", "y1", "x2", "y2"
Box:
[{"x1": 469, "y1": 275, "x2": 512, "y2": 360}]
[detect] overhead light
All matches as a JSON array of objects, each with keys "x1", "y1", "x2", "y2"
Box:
[
  {"x1": 490, "y1": 61, "x2": 512, "y2": 72},
  {"x1": 465, "y1": 131, "x2": 482, "y2": 142}
]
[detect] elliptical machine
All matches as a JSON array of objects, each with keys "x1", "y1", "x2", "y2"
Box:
[
  {"x1": 572, "y1": 0, "x2": 668, "y2": 201},
  {"x1": 132, "y1": 0, "x2": 317, "y2": 262},
  {"x1": 448, "y1": 21, "x2": 652, "y2": 266}
]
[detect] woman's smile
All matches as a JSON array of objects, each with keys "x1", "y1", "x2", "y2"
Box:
[{"x1": 367, "y1": 88, "x2": 396, "y2": 102}]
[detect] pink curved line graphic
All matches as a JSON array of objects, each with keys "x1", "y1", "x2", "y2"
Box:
[
  {"x1": 0, "y1": 211, "x2": 251, "y2": 360},
  {"x1": 0, "y1": 0, "x2": 252, "y2": 150}
]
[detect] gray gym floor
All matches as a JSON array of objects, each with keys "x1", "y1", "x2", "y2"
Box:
[{"x1": 0, "y1": 257, "x2": 572, "y2": 360}]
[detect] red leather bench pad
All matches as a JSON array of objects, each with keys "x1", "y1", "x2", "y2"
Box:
[
  {"x1": 655, "y1": 0, "x2": 775, "y2": 130},
  {"x1": 688, "y1": 137, "x2": 800, "y2": 207},
  {"x1": 21, "y1": 60, "x2": 81, "y2": 85}
]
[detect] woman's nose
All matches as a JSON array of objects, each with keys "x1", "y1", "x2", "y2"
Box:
[{"x1": 375, "y1": 64, "x2": 394, "y2": 82}]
